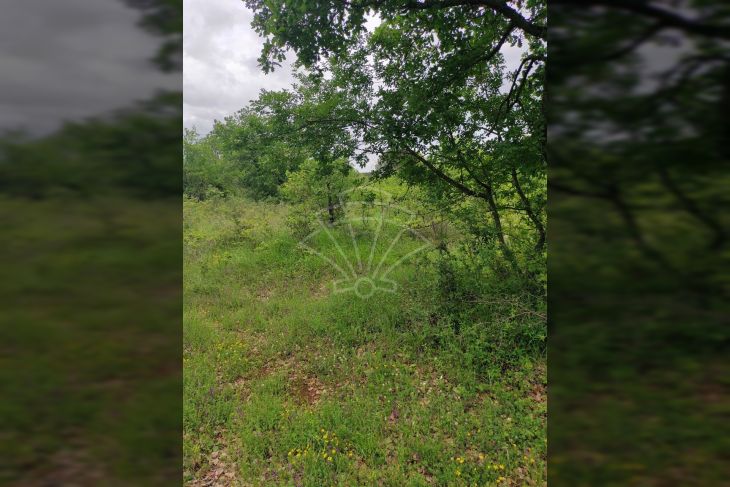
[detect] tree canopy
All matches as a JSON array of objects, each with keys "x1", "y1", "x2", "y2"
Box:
[
  {"x1": 184, "y1": 0, "x2": 546, "y2": 277},
  {"x1": 242, "y1": 0, "x2": 547, "y2": 270}
]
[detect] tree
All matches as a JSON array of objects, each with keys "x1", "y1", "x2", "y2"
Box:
[
  {"x1": 281, "y1": 157, "x2": 357, "y2": 224},
  {"x1": 277, "y1": 75, "x2": 364, "y2": 224},
  {"x1": 197, "y1": 77, "x2": 363, "y2": 201},
  {"x1": 183, "y1": 127, "x2": 241, "y2": 199},
  {"x1": 244, "y1": 0, "x2": 545, "y2": 73},
  {"x1": 244, "y1": 0, "x2": 547, "y2": 272},
  {"x1": 207, "y1": 91, "x2": 308, "y2": 199}
]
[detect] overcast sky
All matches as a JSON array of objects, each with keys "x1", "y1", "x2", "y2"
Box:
[
  {"x1": 183, "y1": 0, "x2": 296, "y2": 135},
  {"x1": 0, "y1": 0, "x2": 178, "y2": 135},
  {"x1": 184, "y1": 0, "x2": 525, "y2": 137}
]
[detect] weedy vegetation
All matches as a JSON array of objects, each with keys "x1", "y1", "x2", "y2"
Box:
[
  {"x1": 184, "y1": 183, "x2": 546, "y2": 486},
  {"x1": 184, "y1": 0, "x2": 546, "y2": 485}
]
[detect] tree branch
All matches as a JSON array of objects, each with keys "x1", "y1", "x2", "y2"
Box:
[
  {"x1": 658, "y1": 166, "x2": 726, "y2": 250},
  {"x1": 554, "y1": 0, "x2": 730, "y2": 39},
  {"x1": 512, "y1": 167, "x2": 545, "y2": 252},
  {"x1": 401, "y1": 147, "x2": 485, "y2": 199},
  {"x1": 430, "y1": 21, "x2": 516, "y2": 92},
  {"x1": 400, "y1": 0, "x2": 546, "y2": 39}
]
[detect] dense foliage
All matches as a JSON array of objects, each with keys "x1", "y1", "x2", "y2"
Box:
[
  {"x1": 183, "y1": 1, "x2": 548, "y2": 484},
  {"x1": 186, "y1": 0, "x2": 546, "y2": 282},
  {"x1": 183, "y1": 193, "x2": 547, "y2": 486},
  {"x1": 549, "y1": 1, "x2": 730, "y2": 484},
  {"x1": 248, "y1": 0, "x2": 545, "y2": 260},
  {"x1": 1, "y1": 93, "x2": 181, "y2": 199}
]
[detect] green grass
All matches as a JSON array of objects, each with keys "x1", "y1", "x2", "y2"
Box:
[
  {"x1": 183, "y1": 195, "x2": 546, "y2": 486},
  {"x1": 549, "y1": 192, "x2": 730, "y2": 486},
  {"x1": 0, "y1": 196, "x2": 181, "y2": 485}
]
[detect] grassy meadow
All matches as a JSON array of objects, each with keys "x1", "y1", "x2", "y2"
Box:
[
  {"x1": 183, "y1": 184, "x2": 546, "y2": 486},
  {"x1": 0, "y1": 196, "x2": 181, "y2": 485}
]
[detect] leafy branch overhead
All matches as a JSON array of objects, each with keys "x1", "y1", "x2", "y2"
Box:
[
  {"x1": 243, "y1": 0, "x2": 546, "y2": 265},
  {"x1": 244, "y1": 0, "x2": 545, "y2": 73},
  {"x1": 187, "y1": 0, "x2": 545, "y2": 276}
]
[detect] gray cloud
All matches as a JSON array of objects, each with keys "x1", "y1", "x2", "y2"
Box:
[
  {"x1": 183, "y1": 0, "x2": 296, "y2": 134},
  {"x1": 0, "y1": 0, "x2": 179, "y2": 135},
  {"x1": 184, "y1": 1, "x2": 529, "y2": 174}
]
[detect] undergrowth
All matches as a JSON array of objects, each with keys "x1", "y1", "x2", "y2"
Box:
[{"x1": 183, "y1": 194, "x2": 546, "y2": 486}]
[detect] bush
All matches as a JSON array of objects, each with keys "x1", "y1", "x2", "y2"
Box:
[
  {"x1": 408, "y1": 240, "x2": 546, "y2": 375},
  {"x1": 285, "y1": 206, "x2": 316, "y2": 240}
]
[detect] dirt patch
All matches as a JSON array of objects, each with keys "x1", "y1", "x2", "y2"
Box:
[
  {"x1": 10, "y1": 447, "x2": 106, "y2": 487},
  {"x1": 309, "y1": 280, "x2": 332, "y2": 299},
  {"x1": 187, "y1": 431, "x2": 236, "y2": 487},
  {"x1": 529, "y1": 362, "x2": 547, "y2": 408},
  {"x1": 530, "y1": 382, "x2": 546, "y2": 404},
  {"x1": 227, "y1": 353, "x2": 296, "y2": 397},
  {"x1": 255, "y1": 287, "x2": 274, "y2": 302},
  {"x1": 387, "y1": 405, "x2": 400, "y2": 424},
  {"x1": 289, "y1": 374, "x2": 325, "y2": 406}
]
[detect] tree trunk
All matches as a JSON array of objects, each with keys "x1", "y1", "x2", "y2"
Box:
[
  {"x1": 511, "y1": 167, "x2": 546, "y2": 252},
  {"x1": 483, "y1": 185, "x2": 520, "y2": 274},
  {"x1": 326, "y1": 183, "x2": 336, "y2": 225}
]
